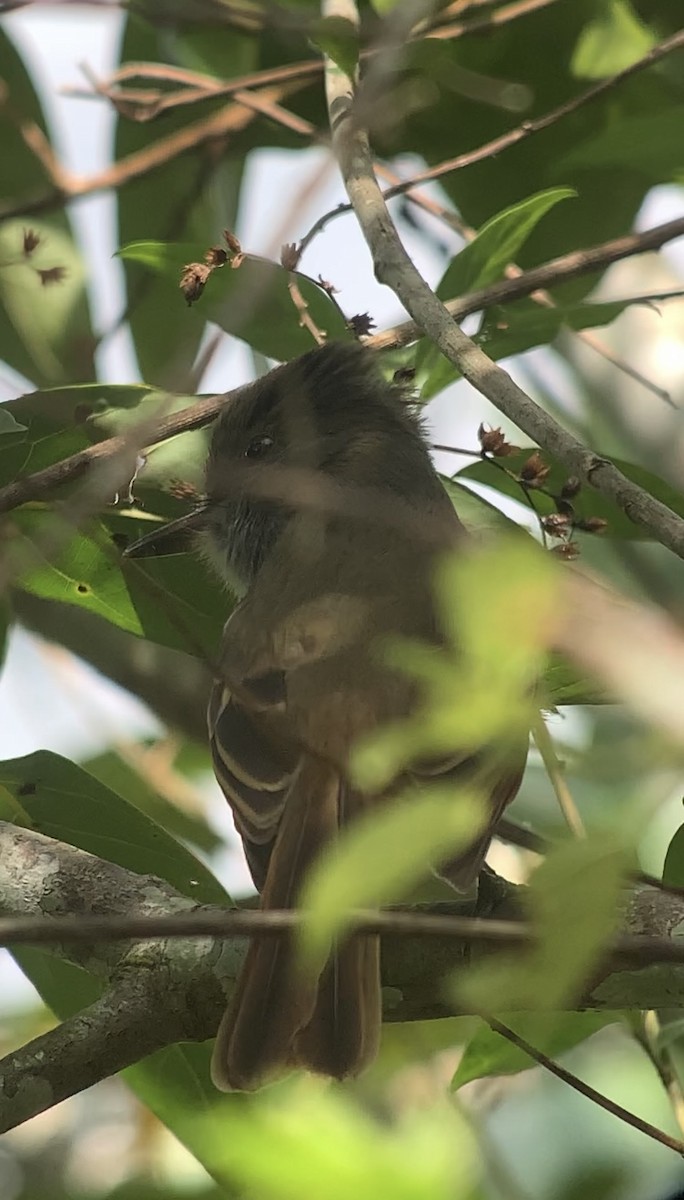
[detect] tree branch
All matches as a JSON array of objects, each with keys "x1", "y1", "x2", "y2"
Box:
[
  {"x1": 2, "y1": 822, "x2": 684, "y2": 1131},
  {"x1": 368, "y1": 217, "x2": 684, "y2": 351},
  {"x1": 487, "y1": 1017, "x2": 684, "y2": 1157},
  {"x1": 0, "y1": 215, "x2": 681, "y2": 520},
  {"x1": 321, "y1": 0, "x2": 684, "y2": 560}
]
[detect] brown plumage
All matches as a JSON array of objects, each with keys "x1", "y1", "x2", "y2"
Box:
[{"x1": 127, "y1": 342, "x2": 527, "y2": 1089}]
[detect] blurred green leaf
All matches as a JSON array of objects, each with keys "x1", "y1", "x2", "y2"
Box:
[
  {"x1": 436, "y1": 188, "x2": 576, "y2": 300},
  {"x1": 184, "y1": 1079, "x2": 481, "y2": 1200},
  {"x1": 571, "y1": 0, "x2": 656, "y2": 79},
  {"x1": 0, "y1": 750, "x2": 227, "y2": 903},
  {"x1": 542, "y1": 653, "x2": 608, "y2": 706},
  {"x1": 455, "y1": 452, "x2": 684, "y2": 541},
  {"x1": 441, "y1": 476, "x2": 525, "y2": 538},
  {"x1": 118, "y1": 243, "x2": 351, "y2": 361},
  {"x1": 558, "y1": 107, "x2": 684, "y2": 177},
  {"x1": 0, "y1": 32, "x2": 94, "y2": 386},
  {"x1": 458, "y1": 833, "x2": 630, "y2": 1011},
  {"x1": 452, "y1": 1011, "x2": 623, "y2": 1089},
  {"x1": 114, "y1": 16, "x2": 249, "y2": 387},
  {"x1": 300, "y1": 785, "x2": 483, "y2": 966},
  {"x1": 0, "y1": 220, "x2": 94, "y2": 388},
  {"x1": 353, "y1": 540, "x2": 551, "y2": 792}
]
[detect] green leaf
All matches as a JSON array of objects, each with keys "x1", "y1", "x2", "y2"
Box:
[
  {"x1": 182, "y1": 1079, "x2": 480, "y2": 1200},
  {"x1": 0, "y1": 31, "x2": 94, "y2": 386},
  {"x1": 113, "y1": 16, "x2": 249, "y2": 388},
  {"x1": 455, "y1": 451, "x2": 684, "y2": 541},
  {"x1": 11, "y1": 508, "x2": 230, "y2": 659},
  {"x1": 663, "y1": 822, "x2": 684, "y2": 887},
  {"x1": 0, "y1": 383, "x2": 153, "y2": 489},
  {"x1": 353, "y1": 538, "x2": 553, "y2": 791},
  {"x1": 0, "y1": 407, "x2": 25, "y2": 434},
  {"x1": 0, "y1": 750, "x2": 227, "y2": 903},
  {"x1": 571, "y1": 0, "x2": 656, "y2": 80},
  {"x1": 452, "y1": 1011, "x2": 624, "y2": 1089},
  {"x1": 436, "y1": 188, "x2": 576, "y2": 300},
  {"x1": 458, "y1": 833, "x2": 630, "y2": 1012},
  {"x1": 542, "y1": 653, "x2": 608, "y2": 706},
  {"x1": 420, "y1": 296, "x2": 636, "y2": 399},
  {"x1": 300, "y1": 785, "x2": 484, "y2": 966},
  {"x1": 441, "y1": 476, "x2": 523, "y2": 538},
  {"x1": 11, "y1": 511, "x2": 147, "y2": 636},
  {"x1": 558, "y1": 107, "x2": 684, "y2": 177},
  {"x1": 83, "y1": 748, "x2": 222, "y2": 856},
  {"x1": 118, "y1": 243, "x2": 351, "y2": 362},
  {"x1": 309, "y1": 17, "x2": 358, "y2": 79}
]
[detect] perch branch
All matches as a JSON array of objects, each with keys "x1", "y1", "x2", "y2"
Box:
[{"x1": 2, "y1": 823, "x2": 684, "y2": 1131}]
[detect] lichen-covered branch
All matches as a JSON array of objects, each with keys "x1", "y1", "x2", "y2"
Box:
[{"x1": 2, "y1": 823, "x2": 684, "y2": 1132}]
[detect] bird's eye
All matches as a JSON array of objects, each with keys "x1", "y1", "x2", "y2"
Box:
[{"x1": 245, "y1": 434, "x2": 275, "y2": 459}]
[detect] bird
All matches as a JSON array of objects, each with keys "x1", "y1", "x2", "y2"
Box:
[{"x1": 125, "y1": 341, "x2": 527, "y2": 1090}]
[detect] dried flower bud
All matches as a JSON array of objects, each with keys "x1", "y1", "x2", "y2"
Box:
[
  {"x1": 204, "y1": 246, "x2": 227, "y2": 268},
  {"x1": 550, "y1": 541, "x2": 580, "y2": 560},
  {"x1": 280, "y1": 243, "x2": 300, "y2": 271},
  {"x1": 519, "y1": 451, "x2": 550, "y2": 488},
  {"x1": 561, "y1": 476, "x2": 582, "y2": 499},
  {"x1": 478, "y1": 424, "x2": 518, "y2": 457},
  {"x1": 223, "y1": 229, "x2": 242, "y2": 255},
  {"x1": 37, "y1": 265, "x2": 67, "y2": 286},
  {"x1": 576, "y1": 516, "x2": 608, "y2": 534},
  {"x1": 179, "y1": 262, "x2": 211, "y2": 306},
  {"x1": 23, "y1": 228, "x2": 41, "y2": 256},
  {"x1": 347, "y1": 312, "x2": 376, "y2": 337},
  {"x1": 230, "y1": 252, "x2": 246, "y2": 271},
  {"x1": 541, "y1": 512, "x2": 571, "y2": 536}
]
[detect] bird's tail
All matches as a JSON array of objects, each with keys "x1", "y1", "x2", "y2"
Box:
[{"x1": 210, "y1": 757, "x2": 381, "y2": 1091}]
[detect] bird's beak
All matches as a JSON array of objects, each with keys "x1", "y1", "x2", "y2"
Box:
[{"x1": 122, "y1": 503, "x2": 209, "y2": 559}]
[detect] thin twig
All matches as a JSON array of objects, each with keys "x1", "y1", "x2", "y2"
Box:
[
  {"x1": 1, "y1": 220, "x2": 682, "y2": 518},
  {"x1": 532, "y1": 713, "x2": 586, "y2": 838},
  {"x1": 486, "y1": 1017, "x2": 684, "y2": 1158},
  {"x1": 0, "y1": 83, "x2": 305, "y2": 222},
  {"x1": 637, "y1": 1012, "x2": 684, "y2": 1140},
  {"x1": 2, "y1": 907, "x2": 684, "y2": 973}
]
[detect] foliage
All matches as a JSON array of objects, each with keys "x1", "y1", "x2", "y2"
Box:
[{"x1": 0, "y1": 1, "x2": 683, "y2": 1199}]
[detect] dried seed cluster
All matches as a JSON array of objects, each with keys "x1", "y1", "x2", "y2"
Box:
[{"x1": 477, "y1": 425, "x2": 608, "y2": 557}]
